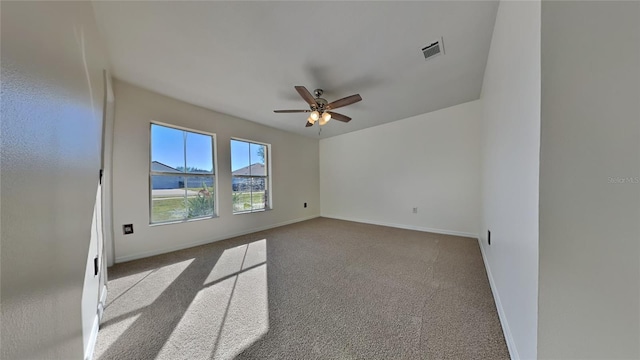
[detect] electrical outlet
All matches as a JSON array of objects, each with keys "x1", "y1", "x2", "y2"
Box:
[
  {"x1": 412, "y1": 207, "x2": 418, "y2": 214},
  {"x1": 123, "y1": 224, "x2": 134, "y2": 235},
  {"x1": 304, "y1": 202, "x2": 307, "y2": 208},
  {"x1": 488, "y1": 230, "x2": 491, "y2": 245}
]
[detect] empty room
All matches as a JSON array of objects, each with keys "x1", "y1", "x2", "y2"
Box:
[{"x1": 1, "y1": 1, "x2": 638, "y2": 359}]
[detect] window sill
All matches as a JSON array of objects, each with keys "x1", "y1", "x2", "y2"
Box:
[
  {"x1": 232, "y1": 208, "x2": 272, "y2": 215},
  {"x1": 149, "y1": 215, "x2": 218, "y2": 227}
]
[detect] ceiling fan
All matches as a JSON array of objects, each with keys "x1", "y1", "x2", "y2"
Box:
[{"x1": 274, "y1": 86, "x2": 362, "y2": 127}]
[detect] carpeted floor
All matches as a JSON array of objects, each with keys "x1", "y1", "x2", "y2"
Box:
[{"x1": 94, "y1": 218, "x2": 509, "y2": 359}]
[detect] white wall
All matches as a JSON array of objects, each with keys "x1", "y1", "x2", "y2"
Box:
[
  {"x1": 538, "y1": 2, "x2": 640, "y2": 358},
  {"x1": 320, "y1": 100, "x2": 481, "y2": 237},
  {"x1": 111, "y1": 81, "x2": 320, "y2": 262},
  {"x1": 478, "y1": 1, "x2": 540, "y2": 359},
  {"x1": 0, "y1": 1, "x2": 109, "y2": 359}
]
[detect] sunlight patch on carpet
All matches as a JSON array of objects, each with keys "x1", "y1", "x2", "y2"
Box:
[
  {"x1": 106, "y1": 258, "x2": 195, "y2": 320},
  {"x1": 154, "y1": 239, "x2": 269, "y2": 359}
]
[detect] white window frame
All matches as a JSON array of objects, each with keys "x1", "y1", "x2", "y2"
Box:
[
  {"x1": 231, "y1": 137, "x2": 272, "y2": 214},
  {"x1": 149, "y1": 121, "x2": 218, "y2": 225}
]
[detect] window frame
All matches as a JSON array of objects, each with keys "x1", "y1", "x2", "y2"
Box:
[
  {"x1": 149, "y1": 121, "x2": 218, "y2": 225},
  {"x1": 230, "y1": 137, "x2": 272, "y2": 214}
]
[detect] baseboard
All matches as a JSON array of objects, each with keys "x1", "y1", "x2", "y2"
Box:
[
  {"x1": 477, "y1": 237, "x2": 519, "y2": 360},
  {"x1": 84, "y1": 314, "x2": 100, "y2": 360},
  {"x1": 115, "y1": 215, "x2": 320, "y2": 263},
  {"x1": 321, "y1": 215, "x2": 478, "y2": 239}
]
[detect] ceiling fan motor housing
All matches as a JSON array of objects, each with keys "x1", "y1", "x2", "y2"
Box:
[
  {"x1": 313, "y1": 97, "x2": 328, "y2": 111},
  {"x1": 312, "y1": 89, "x2": 328, "y2": 111}
]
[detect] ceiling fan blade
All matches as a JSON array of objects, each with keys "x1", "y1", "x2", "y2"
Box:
[
  {"x1": 326, "y1": 94, "x2": 362, "y2": 110},
  {"x1": 328, "y1": 111, "x2": 351, "y2": 123},
  {"x1": 305, "y1": 121, "x2": 314, "y2": 127},
  {"x1": 274, "y1": 109, "x2": 310, "y2": 113},
  {"x1": 295, "y1": 86, "x2": 317, "y2": 107}
]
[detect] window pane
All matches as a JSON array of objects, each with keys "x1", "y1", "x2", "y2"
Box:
[
  {"x1": 151, "y1": 175, "x2": 187, "y2": 223},
  {"x1": 186, "y1": 176, "x2": 215, "y2": 218},
  {"x1": 151, "y1": 124, "x2": 185, "y2": 170},
  {"x1": 249, "y1": 143, "x2": 267, "y2": 176},
  {"x1": 232, "y1": 177, "x2": 251, "y2": 212},
  {"x1": 186, "y1": 132, "x2": 213, "y2": 174},
  {"x1": 231, "y1": 140, "x2": 250, "y2": 173},
  {"x1": 252, "y1": 177, "x2": 266, "y2": 210},
  {"x1": 231, "y1": 139, "x2": 270, "y2": 214}
]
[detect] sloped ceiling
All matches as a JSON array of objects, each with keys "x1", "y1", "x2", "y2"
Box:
[{"x1": 94, "y1": 1, "x2": 498, "y2": 138}]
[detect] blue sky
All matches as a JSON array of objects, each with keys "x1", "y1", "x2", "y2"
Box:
[
  {"x1": 151, "y1": 124, "x2": 265, "y2": 172},
  {"x1": 231, "y1": 139, "x2": 265, "y2": 171},
  {"x1": 151, "y1": 124, "x2": 213, "y2": 171}
]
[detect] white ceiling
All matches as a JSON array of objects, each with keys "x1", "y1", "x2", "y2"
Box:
[{"x1": 93, "y1": 1, "x2": 498, "y2": 139}]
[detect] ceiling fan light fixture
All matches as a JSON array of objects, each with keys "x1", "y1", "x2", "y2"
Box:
[
  {"x1": 274, "y1": 86, "x2": 361, "y2": 128},
  {"x1": 319, "y1": 113, "x2": 331, "y2": 126}
]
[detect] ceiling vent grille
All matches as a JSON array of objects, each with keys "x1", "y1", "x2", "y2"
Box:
[{"x1": 422, "y1": 37, "x2": 444, "y2": 60}]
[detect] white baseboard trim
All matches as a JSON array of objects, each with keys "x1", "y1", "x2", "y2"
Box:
[
  {"x1": 115, "y1": 215, "x2": 320, "y2": 263},
  {"x1": 321, "y1": 215, "x2": 478, "y2": 239},
  {"x1": 477, "y1": 237, "x2": 519, "y2": 360},
  {"x1": 84, "y1": 314, "x2": 100, "y2": 360}
]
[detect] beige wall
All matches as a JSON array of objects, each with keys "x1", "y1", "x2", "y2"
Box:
[
  {"x1": 479, "y1": 1, "x2": 541, "y2": 359},
  {"x1": 111, "y1": 80, "x2": 320, "y2": 262},
  {"x1": 0, "y1": 1, "x2": 109, "y2": 359},
  {"x1": 320, "y1": 100, "x2": 481, "y2": 237},
  {"x1": 539, "y1": 1, "x2": 640, "y2": 358}
]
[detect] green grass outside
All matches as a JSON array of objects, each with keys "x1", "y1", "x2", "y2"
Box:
[
  {"x1": 233, "y1": 191, "x2": 265, "y2": 212},
  {"x1": 152, "y1": 197, "x2": 187, "y2": 223},
  {"x1": 152, "y1": 190, "x2": 266, "y2": 222}
]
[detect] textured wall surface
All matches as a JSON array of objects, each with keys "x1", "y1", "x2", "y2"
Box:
[
  {"x1": 320, "y1": 100, "x2": 482, "y2": 237},
  {"x1": 1, "y1": 2, "x2": 109, "y2": 358},
  {"x1": 479, "y1": 1, "x2": 541, "y2": 359},
  {"x1": 539, "y1": 1, "x2": 640, "y2": 358}
]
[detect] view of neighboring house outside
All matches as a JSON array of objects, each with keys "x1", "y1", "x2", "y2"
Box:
[
  {"x1": 151, "y1": 161, "x2": 214, "y2": 189},
  {"x1": 232, "y1": 163, "x2": 268, "y2": 212},
  {"x1": 231, "y1": 139, "x2": 269, "y2": 213},
  {"x1": 231, "y1": 163, "x2": 266, "y2": 191},
  {"x1": 150, "y1": 123, "x2": 216, "y2": 223}
]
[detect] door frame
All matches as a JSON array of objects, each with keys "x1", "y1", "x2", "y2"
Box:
[{"x1": 101, "y1": 70, "x2": 116, "y2": 267}]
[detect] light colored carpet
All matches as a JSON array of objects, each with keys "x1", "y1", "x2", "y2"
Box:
[{"x1": 94, "y1": 218, "x2": 509, "y2": 359}]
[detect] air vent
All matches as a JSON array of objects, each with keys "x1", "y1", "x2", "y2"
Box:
[{"x1": 422, "y1": 37, "x2": 444, "y2": 60}]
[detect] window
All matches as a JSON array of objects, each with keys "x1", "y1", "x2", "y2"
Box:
[
  {"x1": 150, "y1": 123, "x2": 216, "y2": 224},
  {"x1": 231, "y1": 139, "x2": 269, "y2": 213}
]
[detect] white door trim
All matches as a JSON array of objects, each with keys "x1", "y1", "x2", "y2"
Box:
[{"x1": 102, "y1": 70, "x2": 116, "y2": 266}]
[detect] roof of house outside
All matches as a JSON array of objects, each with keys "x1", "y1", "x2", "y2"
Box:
[
  {"x1": 232, "y1": 163, "x2": 266, "y2": 176},
  {"x1": 151, "y1": 161, "x2": 182, "y2": 173}
]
